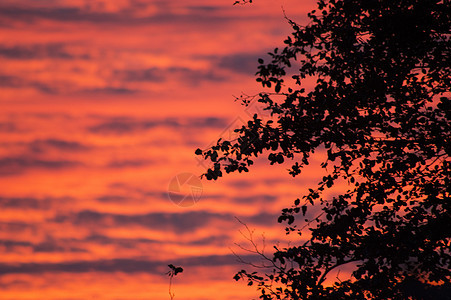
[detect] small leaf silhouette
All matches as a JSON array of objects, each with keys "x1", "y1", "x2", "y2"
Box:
[
  {"x1": 174, "y1": 267, "x2": 183, "y2": 275},
  {"x1": 167, "y1": 264, "x2": 183, "y2": 276}
]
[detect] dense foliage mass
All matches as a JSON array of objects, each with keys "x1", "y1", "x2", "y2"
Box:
[{"x1": 196, "y1": 0, "x2": 450, "y2": 298}]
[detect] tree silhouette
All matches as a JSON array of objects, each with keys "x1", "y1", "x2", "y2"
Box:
[{"x1": 196, "y1": 0, "x2": 450, "y2": 298}]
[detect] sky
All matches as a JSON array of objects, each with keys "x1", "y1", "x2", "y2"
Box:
[{"x1": 0, "y1": 0, "x2": 321, "y2": 299}]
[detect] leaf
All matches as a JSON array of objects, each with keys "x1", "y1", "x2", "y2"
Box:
[{"x1": 167, "y1": 264, "x2": 183, "y2": 276}]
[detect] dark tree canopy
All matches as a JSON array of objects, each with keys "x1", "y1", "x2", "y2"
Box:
[{"x1": 196, "y1": 0, "x2": 450, "y2": 299}]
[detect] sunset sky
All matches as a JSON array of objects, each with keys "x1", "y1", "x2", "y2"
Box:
[{"x1": 0, "y1": 1, "x2": 322, "y2": 299}]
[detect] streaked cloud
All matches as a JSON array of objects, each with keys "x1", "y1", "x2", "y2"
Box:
[
  {"x1": 53, "y1": 210, "x2": 233, "y2": 234},
  {"x1": 0, "y1": 239, "x2": 86, "y2": 254},
  {"x1": 116, "y1": 66, "x2": 225, "y2": 84},
  {"x1": 88, "y1": 116, "x2": 229, "y2": 135},
  {"x1": 0, "y1": 2, "x2": 257, "y2": 26},
  {"x1": 0, "y1": 254, "x2": 257, "y2": 275},
  {"x1": 106, "y1": 159, "x2": 154, "y2": 168},
  {"x1": 0, "y1": 197, "x2": 52, "y2": 210},
  {"x1": 0, "y1": 44, "x2": 87, "y2": 60},
  {"x1": 29, "y1": 139, "x2": 90, "y2": 153},
  {"x1": 0, "y1": 74, "x2": 58, "y2": 94},
  {"x1": 0, "y1": 121, "x2": 19, "y2": 133},
  {"x1": 216, "y1": 53, "x2": 262, "y2": 75},
  {"x1": 0, "y1": 156, "x2": 81, "y2": 176}
]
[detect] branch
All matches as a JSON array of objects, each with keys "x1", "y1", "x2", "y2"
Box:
[
  {"x1": 318, "y1": 258, "x2": 360, "y2": 285},
  {"x1": 232, "y1": 217, "x2": 284, "y2": 271}
]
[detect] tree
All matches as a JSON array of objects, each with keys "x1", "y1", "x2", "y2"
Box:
[{"x1": 196, "y1": 0, "x2": 451, "y2": 299}]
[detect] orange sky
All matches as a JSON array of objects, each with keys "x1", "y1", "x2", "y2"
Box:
[{"x1": 0, "y1": 1, "x2": 322, "y2": 299}]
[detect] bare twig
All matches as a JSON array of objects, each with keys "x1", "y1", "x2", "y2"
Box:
[{"x1": 233, "y1": 217, "x2": 284, "y2": 271}]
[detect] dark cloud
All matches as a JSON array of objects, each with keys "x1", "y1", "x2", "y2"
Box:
[
  {"x1": 217, "y1": 53, "x2": 261, "y2": 75},
  {"x1": 0, "y1": 279, "x2": 29, "y2": 289},
  {"x1": 0, "y1": 44, "x2": 87, "y2": 60},
  {"x1": 84, "y1": 234, "x2": 160, "y2": 246},
  {"x1": 107, "y1": 159, "x2": 154, "y2": 168},
  {"x1": 246, "y1": 211, "x2": 280, "y2": 226},
  {"x1": 0, "y1": 197, "x2": 51, "y2": 209},
  {"x1": 0, "y1": 254, "x2": 258, "y2": 275},
  {"x1": 0, "y1": 75, "x2": 22, "y2": 87},
  {"x1": 80, "y1": 233, "x2": 228, "y2": 248},
  {"x1": 178, "y1": 253, "x2": 259, "y2": 270},
  {"x1": 0, "y1": 4, "x2": 243, "y2": 26},
  {"x1": 0, "y1": 74, "x2": 60, "y2": 94},
  {"x1": 199, "y1": 191, "x2": 278, "y2": 205},
  {"x1": 30, "y1": 82, "x2": 58, "y2": 93},
  {"x1": 234, "y1": 195, "x2": 277, "y2": 204},
  {"x1": 189, "y1": 234, "x2": 231, "y2": 246},
  {"x1": 190, "y1": 117, "x2": 230, "y2": 128},
  {"x1": 52, "y1": 209, "x2": 280, "y2": 234},
  {"x1": 88, "y1": 119, "x2": 150, "y2": 134},
  {"x1": 226, "y1": 180, "x2": 255, "y2": 189},
  {"x1": 0, "y1": 240, "x2": 31, "y2": 251},
  {"x1": 33, "y1": 240, "x2": 86, "y2": 253},
  {"x1": 0, "y1": 156, "x2": 81, "y2": 176},
  {"x1": 0, "y1": 259, "x2": 160, "y2": 274},
  {"x1": 0, "y1": 196, "x2": 72, "y2": 210},
  {"x1": 53, "y1": 210, "x2": 233, "y2": 234},
  {"x1": 0, "y1": 121, "x2": 18, "y2": 133},
  {"x1": 0, "y1": 222, "x2": 36, "y2": 233},
  {"x1": 81, "y1": 87, "x2": 137, "y2": 95},
  {"x1": 0, "y1": 73, "x2": 135, "y2": 95},
  {"x1": 0, "y1": 238, "x2": 85, "y2": 253},
  {"x1": 1, "y1": 55, "x2": 228, "y2": 97},
  {"x1": 29, "y1": 139, "x2": 90, "y2": 153},
  {"x1": 96, "y1": 195, "x2": 128, "y2": 203},
  {"x1": 187, "y1": 5, "x2": 221, "y2": 13},
  {"x1": 114, "y1": 68, "x2": 165, "y2": 83},
  {"x1": 88, "y1": 116, "x2": 228, "y2": 135},
  {"x1": 169, "y1": 67, "x2": 225, "y2": 85},
  {"x1": 0, "y1": 6, "x2": 108, "y2": 23},
  {"x1": 114, "y1": 66, "x2": 225, "y2": 85}
]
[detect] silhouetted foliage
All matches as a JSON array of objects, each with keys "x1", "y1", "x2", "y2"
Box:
[
  {"x1": 167, "y1": 264, "x2": 183, "y2": 300},
  {"x1": 167, "y1": 264, "x2": 184, "y2": 277},
  {"x1": 196, "y1": 0, "x2": 450, "y2": 298},
  {"x1": 233, "y1": 0, "x2": 253, "y2": 5}
]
